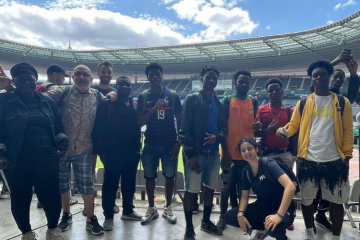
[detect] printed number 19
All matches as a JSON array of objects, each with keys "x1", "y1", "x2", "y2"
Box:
[{"x1": 157, "y1": 110, "x2": 165, "y2": 119}]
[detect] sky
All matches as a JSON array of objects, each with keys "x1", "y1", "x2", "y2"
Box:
[{"x1": 0, "y1": 0, "x2": 358, "y2": 50}]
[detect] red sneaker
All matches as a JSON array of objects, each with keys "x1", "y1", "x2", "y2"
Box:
[{"x1": 287, "y1": 224, "x2": 294, "y2": 230}]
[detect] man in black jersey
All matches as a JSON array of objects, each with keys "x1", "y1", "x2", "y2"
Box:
[{"x1": 138, "y1": 63, "x2": 182, "y2": 225}]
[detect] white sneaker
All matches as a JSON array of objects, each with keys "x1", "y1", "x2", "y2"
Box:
[
  {"x1": 304, "y1": 228, "x2": 316, "y2": 240},
  {"x1": 141, "y1": 206, "x2": 159, "y2": 225},
  {"x1": 162, "y1": 205, "x2": 177, "y2": 224},
  {"x1": 21, "y1": 231, "x2": 37, "y2": 240},
  {"x1": 46, "y1": 228, "x2": 65, "y2": 240}
]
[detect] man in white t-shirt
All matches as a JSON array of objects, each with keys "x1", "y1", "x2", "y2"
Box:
[{"x1": 277, "y1": 60, "x2": 353, "y2": 240}]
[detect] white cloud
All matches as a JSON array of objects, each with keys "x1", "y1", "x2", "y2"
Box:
[
  {"x1": 170, "y1": 0, "x2": 206, "y2": 20},
  {"x1": 169, "y1": 0, "x2": 258, "y2": 40},
  {"x1": 334, "y1": 3, "x2": 341, "y2": 10},
  {"x1": 0, "y1": 0, "x2": 202, "y2": 49},
  {"x1": 44, "y1": 0, "x2": 112, "y2": 9},
  {"x1": 327, "y1": 20, "x2": 334, "y2": 24},
  {"x1": 161, "y1": 0, "x2": 178, "y2": 4},
  {"x1": 334, "y1": 0, "x2": 356, "y2": 10},
  {"x1": 265, "y1": 25, "x2": 271, "y2": 30},
  {"x1": 343, "y1": 0, "x2": 357, "y2": 7}
]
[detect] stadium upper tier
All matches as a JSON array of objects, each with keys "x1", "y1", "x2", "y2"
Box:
[{"x1": 0, "y1": 11, "x2": 360, "y2": 75}]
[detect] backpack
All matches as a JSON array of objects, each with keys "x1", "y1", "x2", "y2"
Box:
[
  {"x1": 299, "y1": 95, "x2": 345, "y2": 117},
  {"x1": 141, "y1": 88, "x2": 176, "y2": 112},
  {"x1": 59, "y1": 86, "x2": 102, "y2": 107},
  {"x1": 223, "y1": 95, "x2": 258, "y2": 119},
  {"x1": 259, "y1": 157, "x2": 301, "y2": 194},
  {"x1": 290, "y1": 95, "x2": 346, "y2": 156},
  {"x1": 245, "y1": 157, "x2": 299, "y2": 210}
]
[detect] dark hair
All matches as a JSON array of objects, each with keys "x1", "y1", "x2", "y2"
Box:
[
  {"x1": 145, "y1": 62, "x2": 163, "y2": 75},
  {"x1": 97, "y1": 61, "x2": 113, "y2": 71},
  {"x1": 237, "y1": 137, "x2": 258, "y2": 153},
  {"x1": 233, "y1": 70, "x2": 251, "y2": 84},
  {"x1": 333, "y1": 68, "x2": 345, "y2": 76},
  {"x1": 265, "y1": 78, "x2": 283, "y2": 90},
  {"x1": 307, "y1": 60, "x2": 334, "y2": 77},
  {"x1": 200, "y1": 65, "x2": 220, "y2": 78},
  {"x1": 116, "y1": 76, "x2": 131, "y2": 85}
]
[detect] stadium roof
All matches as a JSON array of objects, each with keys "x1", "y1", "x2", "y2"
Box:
[{"x1": 1, "y1": 10, "x2": 360, "y2": 75}]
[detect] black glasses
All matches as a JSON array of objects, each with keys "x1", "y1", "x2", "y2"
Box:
[
  {"x1": 74, "y1": 72, "x2": 91, "y2": 78},
  {"x1": 15, "y1": 78, "x2": 36, "y2": 84}
]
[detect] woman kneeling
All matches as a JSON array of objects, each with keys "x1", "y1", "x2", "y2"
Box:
[{"x1": 224, "y1": 137, "x2": 296, "y2": 240}]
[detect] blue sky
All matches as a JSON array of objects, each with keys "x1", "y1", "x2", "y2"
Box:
[{"x1": 0, "y1": 0, "x2": 358, "y2": 49}]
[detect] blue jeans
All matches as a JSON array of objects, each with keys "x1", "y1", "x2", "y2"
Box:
[
  {"x1": 185, "y1": 151, "x2": 220, "y2": 193},
  {"x1": 141, "y1": 143, "x2": 177, "y2": 180}
]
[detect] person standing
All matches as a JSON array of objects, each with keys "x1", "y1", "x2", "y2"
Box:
[
  {"x1": 44, "y1": 65, "x2": 106, "y2": 236},
  {"x1": 137, "y1": 62, "x2": 182, "y2": 225},
  {"x1": 277, "y1": 60, "x2": 353, "y2": 240},
  {"x1": 179, "y1": 66, "x2": 228, "y2": 239},
  {"x1": 92, "y1": 76, "x2": 142, "y2": 230},
  {"x1": 90, "y1": 60, "x2": 118, "y2": 214},
  {"x1": 42, "y1": 64, "x2": 70, "y2": 91},
  {"x1": 0, "y1": 63, "x2": 68, "y2": 240},
  {"x1": 216, "y1": 70, "x2": 257, "y2": 230}
]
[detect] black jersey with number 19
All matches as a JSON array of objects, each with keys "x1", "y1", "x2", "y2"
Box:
[{"x1": 137, "y1": 88, "x2": 182, "y2": 148}]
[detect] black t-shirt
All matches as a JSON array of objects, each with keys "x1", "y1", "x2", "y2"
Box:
[
  {"x1": 105, "y1": 101, "x2": 138, "y2": 152},
  {"x1": 90, "y1": 84, "x2": 116, "y2": 96},
  {"x1": 242, "y1": 161, "x2": 286, "y2": 210},
  {"x1": 137, "y1": 88, "x2": 182, "y2": 147},
  {"x1": 21, "y1": 96, "x2": 57, "y2": 157}
]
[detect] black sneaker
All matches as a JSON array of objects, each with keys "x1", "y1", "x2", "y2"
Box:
[
  {"x1": 315, "y1": 214, "x2": 332, "y2": 232},
  {"x1": 200, "y1": 220, "x2": 223, "y2": 235},
  {"x1": 184, "y1": 227, "x2": 196, "y2": 240},
  {"x1": 216, "y1": 215, "x2": 226, "y2": 230},
  {"x1": 86, "y1": 216, "x2": 105, "y2": 236},
  {"x1": 57, "y1": 212, "x2": 73, "y2": 231}
]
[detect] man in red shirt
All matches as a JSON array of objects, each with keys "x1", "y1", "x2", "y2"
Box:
[{"x1": 253, "y1": 78, "x2": 295, "y2": 171}]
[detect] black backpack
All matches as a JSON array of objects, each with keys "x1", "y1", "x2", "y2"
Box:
[
  {"x1": 299, "y1": 95, "x2": 345, "y2": 117},
  {"x1": 290, "y1": 95, "x2": 346, "y2": 156},
  {"x1": 259, "y1": 157, "x2": 300, "y2": 194}
]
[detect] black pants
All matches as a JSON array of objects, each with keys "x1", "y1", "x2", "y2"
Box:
[
  {"x1": 102, "y1": 149, "x2": 140, "y2": 219},
  {"x1": 224, "y1": 202, "x2": 294, "y2": 240},
  {"x1": 4, "y1": 154, "x2": 61, "y2": 234},
  {"x1": 220, "y1": 161, "x2": 249, "y2": 214}
]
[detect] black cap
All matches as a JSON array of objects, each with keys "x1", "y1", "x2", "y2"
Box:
[
  {"x1": 10, "y1": 63, "x2": 38, "y2": 80},
  {"x1": 47, "y1": 64, "x2": 70, "y2": 77}
]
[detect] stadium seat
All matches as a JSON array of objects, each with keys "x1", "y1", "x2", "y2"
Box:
[{"x1": 344, "y1": 179, "x2": 360, "y2": 228}]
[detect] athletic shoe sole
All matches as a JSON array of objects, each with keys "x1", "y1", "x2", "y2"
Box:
[
  {"x1": 86, "y1": 225, "x2": 105, "y2": 235},
  {"x1": 162, "y1": 213, "x2": 177, "y2": 224},
  {"x1": 140, "y1": 213, "x2": 159, "y2": 225},
  {"x1": 103, "y1": 226, "x2": 113, "y2": 231},
  {"x1": 121, "y1": 215, "x2": 141, "y2": 221},
  {"x1": 59, "y1": 219, "x2": 73, "y2": 232},
  {"x1": 200, "y1": 227, "x2": 223, "y2": 236}
]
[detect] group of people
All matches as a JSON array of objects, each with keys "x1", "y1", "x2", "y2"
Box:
[{"x1": 0, "y1": 49, "x2": 358, "y2": 240}]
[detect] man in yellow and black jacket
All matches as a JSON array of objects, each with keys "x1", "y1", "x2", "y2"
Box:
[{"x1": 277, "y1": 60, "x2": 353, "y2": 240}]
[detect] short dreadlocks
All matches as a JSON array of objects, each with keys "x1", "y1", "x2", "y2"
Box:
[{"x1": 200, "y1": 66, "x2": 220, "y2": 78}]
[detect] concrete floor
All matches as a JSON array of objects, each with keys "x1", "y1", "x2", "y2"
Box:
[{"x1": 0, "y1": 197, "x2": 359, "y2": 240}]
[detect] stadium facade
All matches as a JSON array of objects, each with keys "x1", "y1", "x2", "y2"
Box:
[{"x1": 0, "y1": 10, "x2": 359, "y2": 78}]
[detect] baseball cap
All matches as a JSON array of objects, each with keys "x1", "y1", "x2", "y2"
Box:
[{"x1": 47, "y1": 64, "x2": 70, "y2": 77}]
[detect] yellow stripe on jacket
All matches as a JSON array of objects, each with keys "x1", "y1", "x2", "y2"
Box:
[{"x1": 282, "y1": 92, "x2": 353, "y2": 160}]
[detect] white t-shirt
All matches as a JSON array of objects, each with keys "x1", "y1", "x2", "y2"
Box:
[{"x1": 306, "y1": 95, "x2": 340, "y2": 162}]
